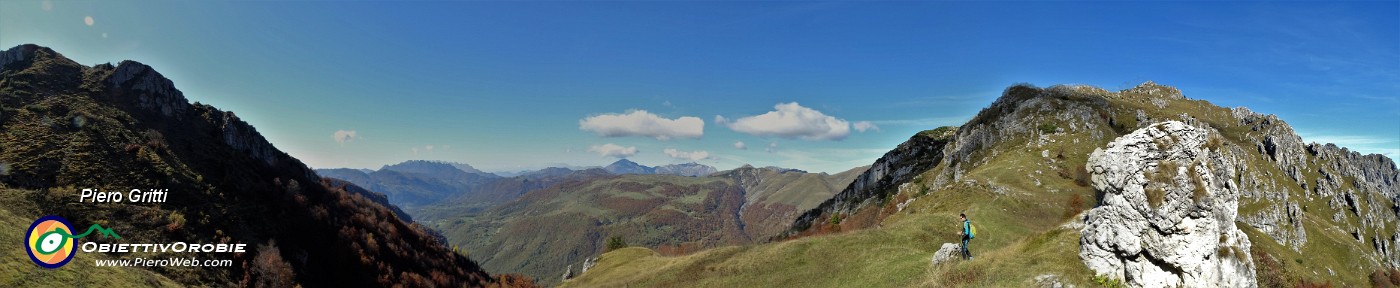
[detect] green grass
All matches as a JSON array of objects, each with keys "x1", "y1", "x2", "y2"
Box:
[
  {"x1": 0, "y1": 187, "x2": 182, "y2": 287},
  {"x1": 566, "y1": 168, "x2": 1095, "y2": 287}
]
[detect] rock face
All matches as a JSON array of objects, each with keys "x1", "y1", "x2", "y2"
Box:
[
  {"x1": 931, "y1": 243, "x2": 962, "y2": 265},
  {"x1": 1080, "y1": 121, "x2": 1257, "y2": 287},
  {"x1": 783, "y1": 127, "x2": 956, "y2": 236}
]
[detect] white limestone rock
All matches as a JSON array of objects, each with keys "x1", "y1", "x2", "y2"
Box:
[{"x1": 1080, "y1": 121, "x2": 1257, "y2": 287}]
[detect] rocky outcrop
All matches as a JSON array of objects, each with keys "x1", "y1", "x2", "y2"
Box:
[
  {"x1": 1080, "y1": 121, "x2": 1257, "y2": 287},
  {"x1": 581, "y1": 257, "x2": 598, "y2": 273},
  {"x1": 782, "y1": 127, "x2": 955, "y2": 237},
  {"x1": 1231, "y1": 107, "x2": 1400, "y2": 267},
  {"x1": 562, "y1": 264, "x2": 575, "y2": 281},
  {"x1": 106, "y1": 60, "x2": 192, "y2": 120},
  {"x1": 930, "y1": 243, "x2": 962, "y2": 265}
]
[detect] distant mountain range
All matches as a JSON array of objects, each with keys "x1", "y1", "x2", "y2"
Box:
[
  {"x1": 316, "y1": 159, "x2": 719, "y2": 214},
  {"x1": 428, "y1": 165, "x2": 867, "y2": 285},
  {"x1": 316, "y1": 160, "x2": 499, "y2": 210}
]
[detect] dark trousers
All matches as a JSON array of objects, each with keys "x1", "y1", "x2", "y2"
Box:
[{"x1": 961, "y1": 237, "x2": 971, "y2": 259}]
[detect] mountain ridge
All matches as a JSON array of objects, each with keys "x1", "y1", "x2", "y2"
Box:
[
  {"x1": 0, "y1": 44, "x2": 519, "y2": 287},
  {"x1": 566, "y1": 81, "x2": 1399, "y2": 287}
]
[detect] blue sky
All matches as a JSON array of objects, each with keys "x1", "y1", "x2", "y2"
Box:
[{"x1": 2, "y1": 1, "x2": 1396, "y2": 173}]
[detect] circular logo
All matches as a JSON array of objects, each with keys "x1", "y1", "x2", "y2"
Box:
[{"x1": 26, "y1": 215, "x2": 76, "y2": 268}]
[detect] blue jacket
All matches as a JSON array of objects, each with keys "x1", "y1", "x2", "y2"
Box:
[{"x1": 963, "y1": 219, "x2": 972, "y2": 239}]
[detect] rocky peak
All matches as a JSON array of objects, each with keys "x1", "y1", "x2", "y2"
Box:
[
  {"x1": 603, "y1": 158, "x2": 655, "y2": 175},
  {"x1": 105, "y1": 60, "x2": 192, "y2": 120},
  {"x1": 1080, "y1": 121, "x2": 1256, "y2": 287},
  {"x1": 1122, "y1": 80, "x2": 1184, "y2": 100},
  {"x1": 0, "y1": 44, "x2": 44, "y2": 70}
]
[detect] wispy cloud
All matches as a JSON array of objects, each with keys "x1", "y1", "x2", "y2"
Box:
[
  {"x1": 663, "y1": 148, "x2": 710, "y2": 162},
  {"x1": 588, "y1": 143, "x2": 638, "y2": 158},
  {"x1": 853, "y1": 121, "x2": 879, "y2": 133},
  {"x1": 333, "y1": 130, "x2": 358, "y2": 145}
]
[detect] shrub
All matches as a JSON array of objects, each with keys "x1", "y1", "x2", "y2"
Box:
[
  {"x1": 1203, "y1": 135, "x2": 1224, "y2": 151},
  {"x1": 165, "y1": 211, "x2": 186, "y2": 232},
  {"x1": 1038, "y1": 123, "x2": 1058, "y2": 134},
  {"x1": 942, "y1": 265, "x2": 985, "y2": 286},
  {"x1": 492, "y1": 273, "x2": 539, "y2": 288},
  {"x1": 830, "y1": 214, "x2": 843, "y2": 225},
  {"x1": 1188, "y1": 163, "x2": 1208, "y2": 203},
  {"x1": 1064, "y1": 194, "x2": 1085, "y2": 220},
  {"x1": 1251, "y1": 248, "x2": 1288, "y2": 288},
  {"x1": 605, "y1": 236, "x2": 627, "y2": 252},
  {"x1": 1068, "y1": 163, "x2": 1092, "y2": 187},
  {"x1": 1370, "y1": 268, "x2": 1400, "y2": 288},
  {"x1": 245, "y1": 240, "x2": 296, "y2": 288},
  {"x1": 1089, "y1": 274, "x2": 1124, "y2": 288},
  {"x1": 1372, "y1": 270, "x2": 1395, "y2": 288},
  {"x1": 1145, "y1": 161, "x2": 1178, "y2": 209},
  {"x1": 1144, "y1": 187, "x2": 1166, "y2": 210}
]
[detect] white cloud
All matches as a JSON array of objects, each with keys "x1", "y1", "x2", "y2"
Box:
[
  {"x1": 725, "y1": 102, "x2": 851, "y2": 141},
  {"x1": 664, "y1": 148, "x2": 711, "y2": 162},
  {"x1": 41, "y1": 0, "x2": 52, "y2": 11},
  {"x1": 734, "y1": 141, "x2": 747, "y2": 150},
  {"x1": 853, "y1": 121, "x2": 879, "y2": 132},
  {"x1": 579, "y1": 110, "x2": 703, "y2": 141},
  {"x1": 101, "y1": 32, "x2": 108, "y2": 38},
  {"x1": 84, "y1": 16, "x2": 93, "y2": 26},
  {"x1": 425, "y1": 145, "x2": 434, "y2": 152},
  {"x1": 714, "y1": 115, "x2": 728, "y2": 124},
  {"x1": 766, "y1": 142, "x2": 778, "y2": 153},
  {"x1": 333, "y1": 130, "x2": 358, "y2": 144},
  {"x1": 588, "y1": 143, "x2": 639, "y2": 158}
]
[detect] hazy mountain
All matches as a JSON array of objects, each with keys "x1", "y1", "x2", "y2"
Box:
[
  {"x1": 430, "y1": 165, "x2": 863, "y2": 285},
  {"x1": 412, "y1": 168, "x2": 613, "y2": 221},
  {"x1": 0, "y1": 44, "x2": 512, "y2": 286},
  {"x1": 315, "y1": 160, "x2": 499, "y2": 210},
  {"x1": 566, "y1": 82, "x2": 1400, "y2": 287},
  {"x1": 603, "y1": 159, "x2": 655, "y2": 175}
]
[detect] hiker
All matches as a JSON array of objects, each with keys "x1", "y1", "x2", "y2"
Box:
[{"x1": 959, "y1": 213, "x2": 973, "y2": 260}]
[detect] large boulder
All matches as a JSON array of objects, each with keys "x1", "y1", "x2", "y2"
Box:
[
  {"x1": 931, "y1": 243, "x2": 962, "y2": 265},
  {"x1": 1080, "y1": 121, "x2": 1256, "y2": 287}
]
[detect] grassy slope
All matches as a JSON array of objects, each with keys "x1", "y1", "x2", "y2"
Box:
[
  {"x1": 434, "y1": 174, "x2": 746, "y2": 285},
  {"x1": 565, "y1": 84, "x2": 1389, "y2": 287},
  {"x1": 0, "y1": 186, "x2": 181, "y2": 287}
]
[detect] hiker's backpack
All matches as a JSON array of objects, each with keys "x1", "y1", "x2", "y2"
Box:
[{"x1": 968, "y1": 221, "x2": 977, "y2": 239}]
